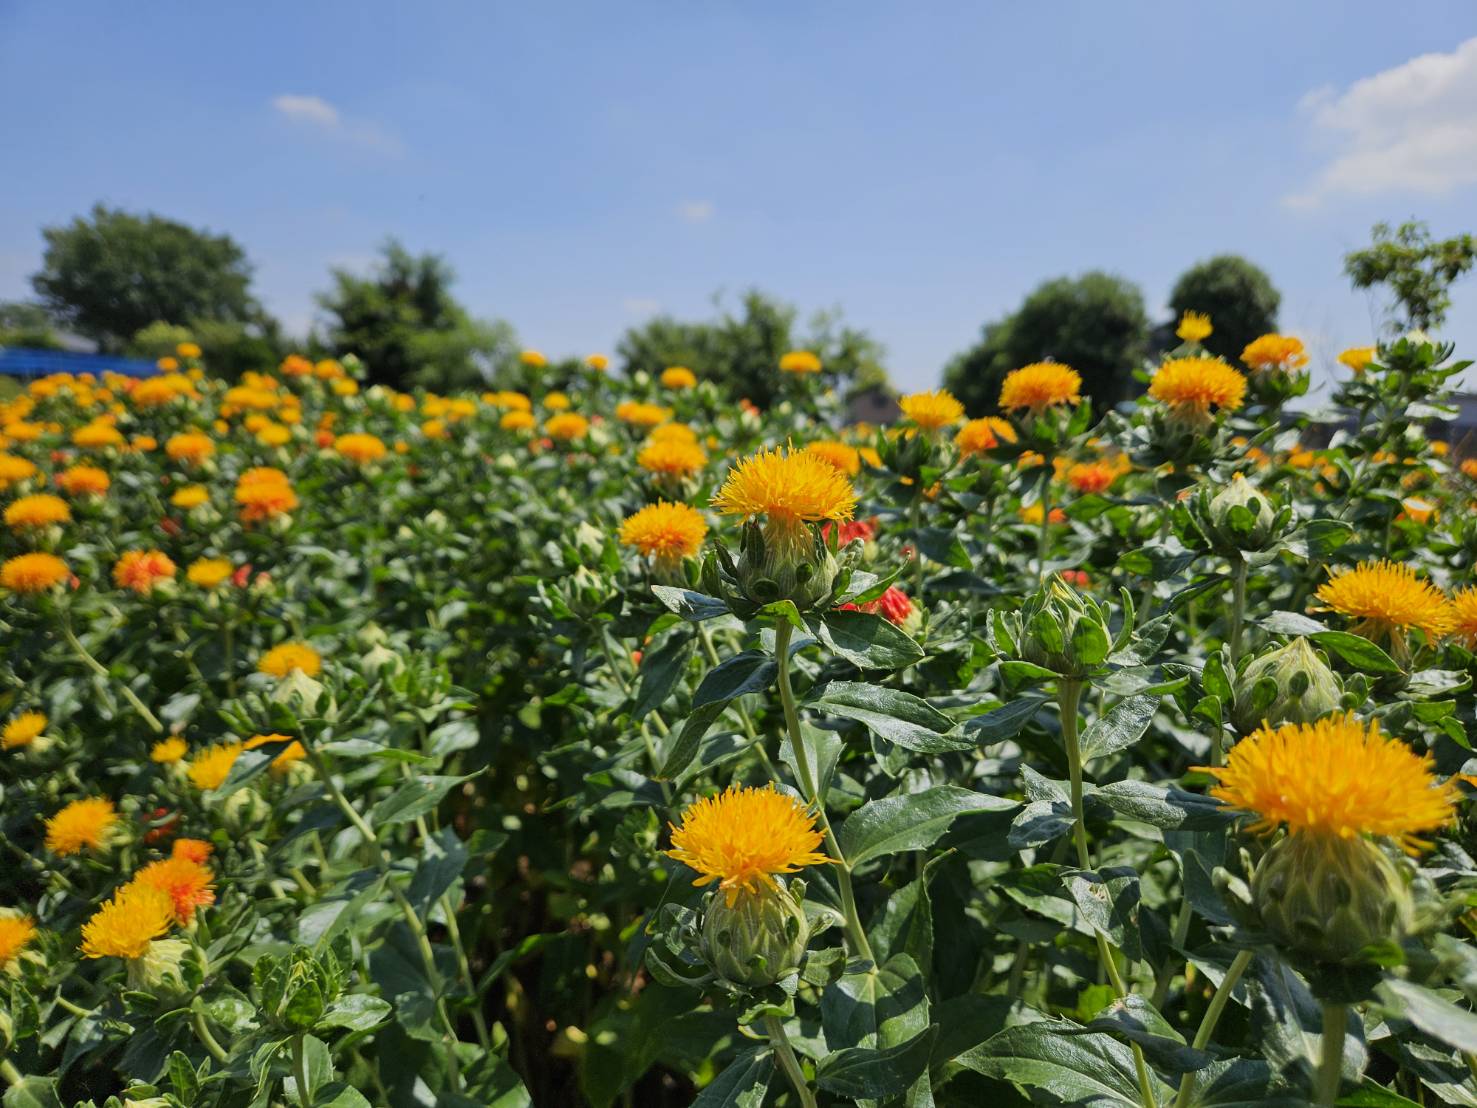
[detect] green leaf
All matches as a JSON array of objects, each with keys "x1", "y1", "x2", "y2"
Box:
[
  {"x1": 1078, "y1": 695, "x2": 1159, "y2": 762},
  {"x1": 815, "y1": 610, "x2": 924, "y2": 670},
  {"x1": 1063, "y1": 866, "x2": 1143, "y2": 960},
  {"x1": 658, "y1": 700, "x2": 728, "y2": 779},
  {"x1": 370, "y1": 774, "x2": 473, "y2": 827},
  {"x1": 295, "y1": 1034, "x2": 333, "y2": 1103},
  {"x1": 915, "y1": 527, "x2": 971, "y2": 569},
  {"x1": 318, "y1": 994, "x2": 393, "y2": 1033},
  {"x1": 1310, "y1": 631, "x2": 1400, "y2": 676},
  {"x1": 839, "y1": 785, "x2": 1015, "y2": 867},
  {"x1": 810, "y1": 682, "x2": 970, "y2": 753},
  {"x1": 957, "y1": 1022, "x2": 1167, "y2": 1107},
  {"x1": 999, "y1": 659, "x2": 1060, "y2": 684},
  {"x1": 1090, "y1": 780, "x2": 1234, "y2": 831},
  {"x1": 963, "y1": 695, "x2": 1047, "y2": 743},
  {"x1": 1, "y1": 1078, "x2": 63, "y2": 1108},
  {"x1": 631, "y1": 630, "x2": 695, "y2": 720},
  {"x1": 650, "y1": 585, "x2": 728, "y2": 622},
  {"x1": 691, "y1": 1047, "x2": 772, "y2": 1107},
  {"x1": 816, "y1": 1025, "x2": 938, "y2": 1099},
  {"x1": 1377, "y1": 978, "x2": 1477, "y2": 1053},
  {"x1": 1257, "y1": 610, "x2": 1327, "y2": 636},
  {"x1": 691, "y1": 650, "x2": 777, "y2": 709}
]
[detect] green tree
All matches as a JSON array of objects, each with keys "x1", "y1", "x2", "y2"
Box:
[
  {"x1": 616, "y1": 290, "x2": 888, "y2": 408},
  {"x1": 130, "y1": 319, "x2": 289, "y2": 379},
  {"x1": 945, "y1": 272, "x2": 1149, "y2": 414},
  {"x1": 1344, "y1": 220, "x2": 1477, "y2": 334},
  {"x1": 31, "y1": 205, "x2": 264, "y2": 351},
  {"x1": 0, "y1": 301, "x2": 64, "y2": 350},
  {"x1": 1167, "y1": 255, "x2": 1281, "y2": 361},
  {"x1": 316, "y1": 240, "x2": 518, "y2": 391}
]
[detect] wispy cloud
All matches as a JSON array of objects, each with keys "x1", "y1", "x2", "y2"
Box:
[
  {"x1": 1286, "y1": 37, "x2": 1477, "y2": 208},
  {"x1": 676, "y1": 200, "x2": 715, "y2": 224},
  {"x1": 271, "y1": 93, "x2": 403, "y2": 156}
]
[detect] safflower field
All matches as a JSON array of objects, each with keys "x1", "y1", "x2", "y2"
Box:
[{"x1": 5, "y1": 325, "x2": 1477, "y2": 1108}]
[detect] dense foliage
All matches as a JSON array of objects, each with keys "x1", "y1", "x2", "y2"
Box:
[
  {"x1": 31, "y1": 207, "x2": 265, "y2": 353},
  {"x1": 945, "y1": 271, "x2": 1150, "y2": 414},
  {"x1": 3, "y1": 326, "x2": 1477, "y2": 1108}
]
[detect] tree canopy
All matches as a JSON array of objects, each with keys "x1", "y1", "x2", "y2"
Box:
[
  {"x1": 945, "y1": 271, "x2": 1149, "y2": 414},
  {"x1": 1167, "y1": 255, "x2": 1280, "y2": 362},
  {"x1": 1344, "y1": 220, "x2": 1476, "y2": 334},
  {"x1": 616, "y1": 290, "x2": 888, "y2": 409},
  {"x1": 31, "y1": 205, "x2": 263, "y2": 351},
  {"x1": 315, "y1": 240, "x2": 518, "y2": 392}
]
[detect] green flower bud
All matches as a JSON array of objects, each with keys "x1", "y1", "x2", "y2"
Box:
[
  {"x1": 1231, "y1": 637, "x2": 1345, "y2": 733},
  {"x1": 700, "y1": 882, "x2": 810, "y2": 988},
  {"x1": 126, "y1": 938, "x2": 203, "y2": 998},
  {"x1": 1206, "y1": 475, "x2": 1278, "y2": 550},
  {"x1": 1016, "y1": 576, "x2": 1114, "y2": 677},
  {"x1": 1251, "y1": 833, "x2": 1415, "y2": 965},
  {"x1": 732, "y1": 520, "x2": 840, "y2": 615}
]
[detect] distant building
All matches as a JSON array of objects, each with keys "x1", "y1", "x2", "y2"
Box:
[{"x1": 845, "y1": 384, "x2": 900, "y2": 426}]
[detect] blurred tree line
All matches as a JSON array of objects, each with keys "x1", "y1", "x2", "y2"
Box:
[{"x1": 3, "y1": 204, "x2": 1471, "y2": 410}]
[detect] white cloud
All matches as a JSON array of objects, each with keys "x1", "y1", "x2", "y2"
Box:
[
  {"x1": 1286, "y1": 37, "x2": 1477, "y2": 207},
  {"x1": 271, "y1": 94, "x2": 402, "y2": 156},
  {"x1": 623, "y1": 297, "x2": 662, "y2": 316},
  {"x1": 272, "y1": 94, "x2": 340, "y2": 128},
  {"x1": 676, "y1": 200, "x2": 715, "y2": 224}
]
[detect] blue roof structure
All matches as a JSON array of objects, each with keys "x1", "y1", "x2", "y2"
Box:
[{"x1": 0, "y1": 347, "x2": 160, "y2": 379}]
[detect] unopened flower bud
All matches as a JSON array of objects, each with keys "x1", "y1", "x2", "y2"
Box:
[
  {"x1": 733, "y1": 520, "x2": 840, "y2": 614},
  {"x1": 272, "y1": 669, "x2": 324, "y2": 716},
  {"x1": 1232, "y1": 637, "x2": 1344, "y2": 733},
  {"x1": 701, "y1": 882, "x2": 810, "y2": 988},
  {"x1": 1251, "y1": 832, "x2": 1416, "y2": 965},
  {"x1": 126, "y1": 938, "x2": 204, "y2": 997},
  {"x1": 1016, "y1": 576, "x2": 1114, "y2": 677},
  {"x1": 1206, "y1": 475, "x2": 1278, "y2": 550}
]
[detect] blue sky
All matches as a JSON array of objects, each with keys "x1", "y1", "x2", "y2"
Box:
[{"x1": 3, "y1": 3, "x2": 1476, "y2": 395}]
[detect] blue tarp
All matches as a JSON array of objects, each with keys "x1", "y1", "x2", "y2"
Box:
[{"x1": 0, "y1": 347, "x2": 160, "y2": 379}]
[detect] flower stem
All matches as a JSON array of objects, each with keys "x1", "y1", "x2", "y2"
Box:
[
  {"x1": 60, "y1": 616, "x2": 165, "y2": 734},
  {"x1": 1316, "y1": 1001, "x2": 1348, "y2": 1107},
  {"x1": 1172, "y1": 948, "x2": 1254, "y2": 1108},
  {"x1": 1, "y1": 1059, "x2": 23, "y2": 1086},
  {"x1": 764, "y1": 1014, "x2": 818, "y2": 1108},
  {"x1": 292, "y1": 1033, "x2": 312, "y2": 1108},
  {"x1": 299, "y1": 739, "x2": 464, "y2": 1094},
  {"x1": 1060, "y1": 678, "x2": 1158, "y2": 1108},
  {"x1": 909, "y1": 493, "x2": 926, "y2": 606},
  {"x1": 1036, "y1": 475, "x2": 1053, "y2": 586},
  {"x1": 1227, "y1": 556, "x2": 1249, "y2": 666},
  {"x1": 192, "y1": 1008, "x2": 229, "y2": 1064},
  {"x1": 774, "y1": 621, "x2": 874, "y2": 964}
]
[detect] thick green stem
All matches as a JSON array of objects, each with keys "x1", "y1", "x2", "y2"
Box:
[
  {"x1": 1316, "y1": 1001, "x2": 1348, "y2": 1107},
  {"x1": 1173, "y1": 949, "x2": 1254, "y2": 1108},
  {"x1": 1, "y1": 1059, "x2": 23, "y2": 1086},
  {"x1": 1060, "y1": 679, "x2": 1158, "y2": 1108},
  {"x1": 292, "y1": 1033, "x2": 312, "y2": 1108},
  {"x1": 764, "y1": 1014, "x2": 818, "y2": 1108},
  {"x1": 774, "y1": 621, "x2": 874, "y2": 964}
]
